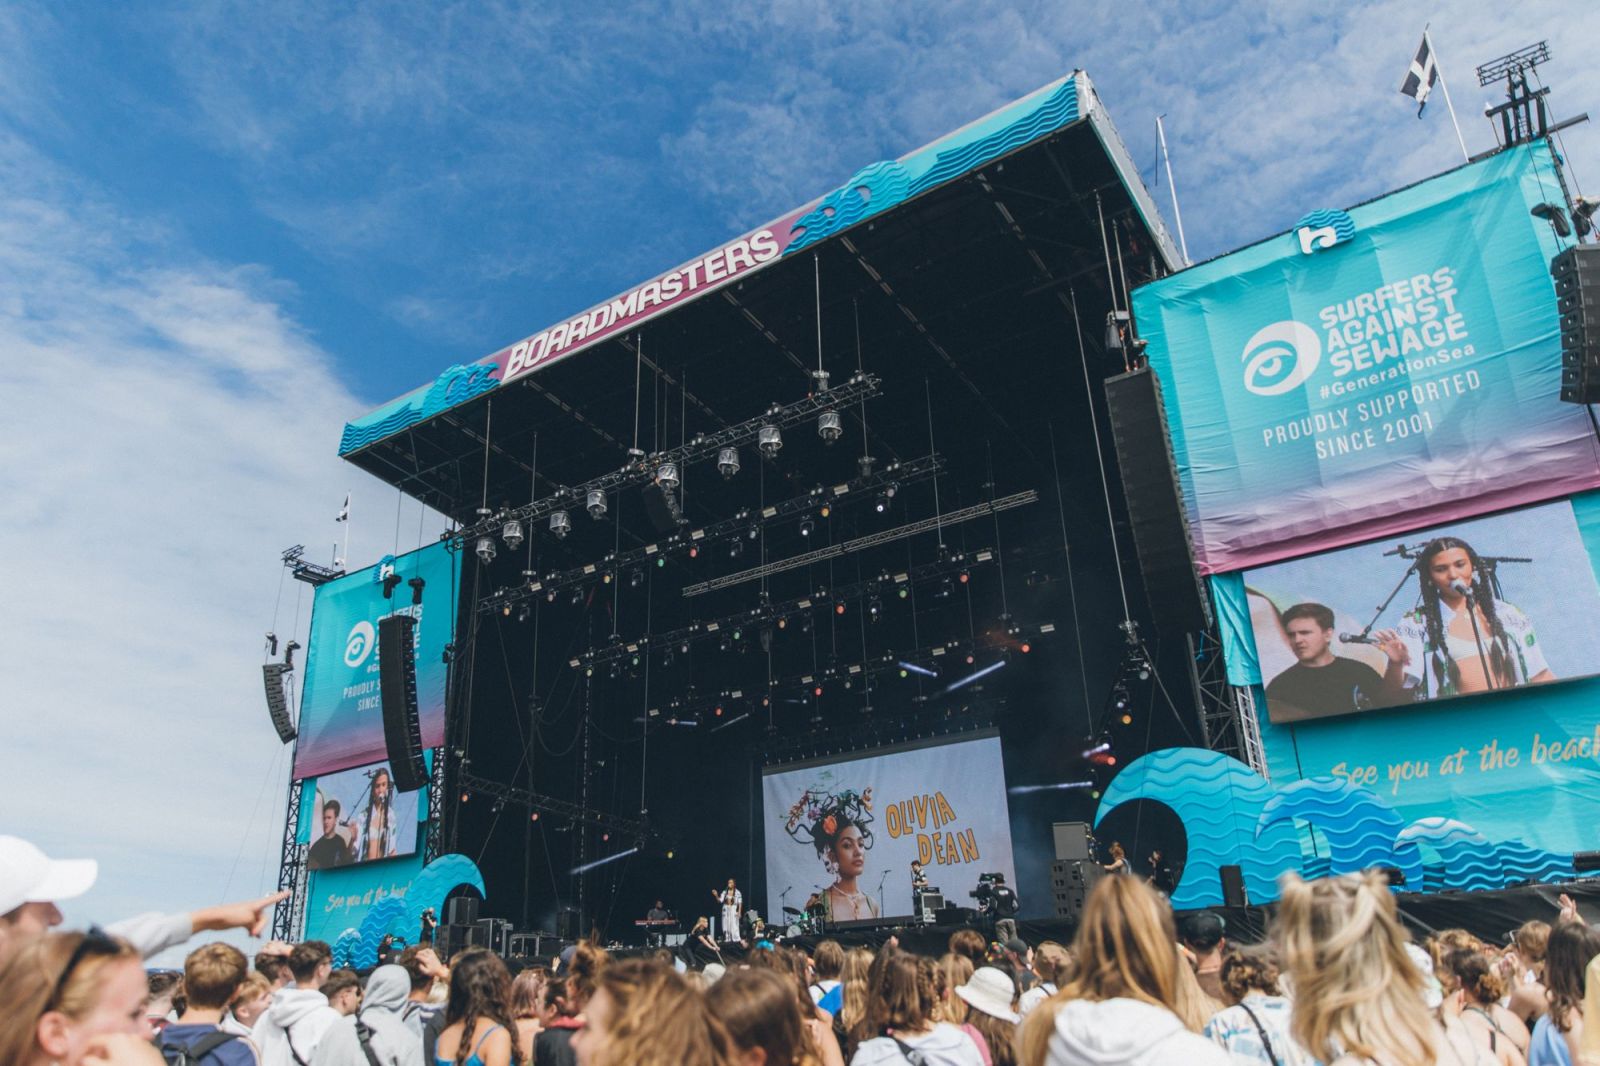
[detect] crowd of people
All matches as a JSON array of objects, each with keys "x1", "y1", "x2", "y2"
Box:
[{"x1": 8, "y1": 832, "x2": 1600, "y2": 1066}]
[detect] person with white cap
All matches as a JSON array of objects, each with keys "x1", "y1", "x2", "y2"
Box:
[
  {"x1": 954, "y1": 967, "x2": 1020, "y2": 1066},
  {"x1": 0, "y1": 835, "x2": 287, "y2": 963}
]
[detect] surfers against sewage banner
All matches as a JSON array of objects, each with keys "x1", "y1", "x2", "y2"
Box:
[{"x1": 1133, "y1": 142, "x2": 1600, "y2": 575}]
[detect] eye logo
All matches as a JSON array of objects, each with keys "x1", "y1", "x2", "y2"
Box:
[
  {"x1": 344, "y1": 621, "x2": 376, "y2": 668},
  {"x1": 1241, "y1": 321, "x2": 1322, "y2": 396},
  {"x1": 1293, "y1": 209, "x2": 1356, "y2": 255}
]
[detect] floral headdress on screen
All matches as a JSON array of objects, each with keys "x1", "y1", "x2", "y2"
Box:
[{"x1": 783, "y1": 776, "x2": 875, "y2": 865}]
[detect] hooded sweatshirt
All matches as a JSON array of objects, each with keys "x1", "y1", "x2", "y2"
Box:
[
  {"x1": 311, "y1": 966, "x2": 424, "y2": 1066},
  {"x1": 253, "y1": 986, "x2": 341, "y2": 1066},
  {"x1": 1047, "y1": 998, "x2": 1232, "y2": 1066},
  {"x1": 850, "y1": 1022, "x2": 985, "y2": 1066}
]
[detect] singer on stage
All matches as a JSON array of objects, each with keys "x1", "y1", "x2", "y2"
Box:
[
  {"x1": 1394, "y1": 537, "x2": 1553, "y2": 697},
  {"x1": 711, "y1": 879, "x2": 743, "y2": 942},
  {"x1": 1264, "y1": 603, "x2": 1407, "y2": 720}
]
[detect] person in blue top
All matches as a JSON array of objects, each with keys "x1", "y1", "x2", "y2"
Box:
[
  {"x1": 158, "y1": 942, "x2": 258, "y2": 1066},
  {"x1": 1528, "y1": 922, "x2": 1600, "y2": 1066},
  {"x1": 434, "y1": 948, "x2": 522, "y2": 1066}
]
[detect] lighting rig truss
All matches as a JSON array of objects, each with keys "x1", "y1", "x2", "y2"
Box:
[
  {"x1": 570, "y1": 547, "x2": 997, "y2": 670},
  {"x1": 481, "y1": 453, "x2": 943, "y2": 615},
  {"x1": 633, "y1": 620, "x2": 1054, "y2": 722},
  {"x1": 456, "y1": 770, "x2": 651, "y2": 840},
  {"x1": 682, "y1": 490, "x2": 1039, "y2": 596},
  {"x1": 455, "y1": 372, "x2": 881, "y2": 547},
  {"x1": 282, "y1": 544, "x2": 346, "y2": 587},
  {"x1": 758, "y1": 697, "x2": 1009, "y2": 763}
]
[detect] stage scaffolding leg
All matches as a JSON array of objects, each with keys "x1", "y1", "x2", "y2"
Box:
[
  {"x1": 424, "y1": 748, "x2": 446, "y2": 863},
  {"x1": 271, "y1": 768, "x2": 308, "y2": 941},
  {"x1": 1186, "y1": 630, "x2": 1268, "y2": 778}
]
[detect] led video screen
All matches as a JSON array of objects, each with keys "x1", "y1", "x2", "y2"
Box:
[
  {"x1": 1245, "y1": 500, "x2": 1600, "y2": 724},
  {"x1": 305, "y1": 759, "x2": 422, "y2": 870}
]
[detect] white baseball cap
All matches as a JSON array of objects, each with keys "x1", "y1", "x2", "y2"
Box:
[{"x1": 0, "y1": 836, "x2": 99, "y2": 917}]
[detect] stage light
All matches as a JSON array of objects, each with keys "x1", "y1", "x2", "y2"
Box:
[
  {"x1": 777, "y1": 616, "x2": 788, "y2": 630},
  {"x1": 602, "y1": 571, "x2": 612, "y2": 584},
  {"x1": 720, "y1": 633, "x2": 733, "y2": 652},
  {"x1": 546, "y1": 589, "x2": 557, "y2": 603},
  {"x1": 475, "y1": 536, "x2": 497, "y2": 565},
  {"x1": 966, "y1": 653, "x2": 975, "y2": 665},
  {"x1": 814, "y1": 684, "x2": 824, "y2": 697},
  {"x1": 728, "y1": 538, "x2": 744, "y2": 559},
  {"x1": 602, "y1": 832, "x2": 610, "y2": 842},
  {"x1": 629, "y1": 569, "x2": 644, "y2": 589},
  {"x1": 732, "y1": 628, "x2": 742, "y2": 642},
  {"x1": 958, "y1": 571, "x2": 969, "y2": 584},
  {"x1": 898, "y1": 586, "x2": 909, "y2": 599},
  {"x1": 461, "y1": 792, "x2": 470, "y2": 803},
  {"x1": 570, "y1": 586, "x2": 584, "y2": 607},
  {"x1": 834, "y1": 600, "x2": 846, "y2": 615},
  {"x1": 868, "y1": 596, "x2": 881, "y2": 620},
  {"x1": 1575, "y1": 197, "x2": 1599, "y2": 238},
  {"x1": 800, "y1": 518, "x2": 815, "y2": 537},
  {"x1": 666, "y1": 850, "x2": 674, "y2": 860},
  {"x1": 817, "y1": 409, "x2": 842, "y2": 444},
  {"x1": 586, "y1": 490, "x2": 608, "y2": 520},
  {"x1": 1120, "y1": 713, "x2": 1133, "y2": 726},
  {"x1": 717, "y1": 446, "x2": 741, "y2": 479},
  {"x1": 747, "y1": 525, "x2": 760, "y2": 540},
  {"x1": 758, "y1": 424, "x2": 782, "y2": 458},
  {"x1": 714, "y1": 705, "x2": 724, "y2": 717},
  {"x1": 501, "y1": 518, "x2": 524, "y2": 551},
  {"x1": 609, "y1": 662, "x2": 621, "y2": 679},
  {"x1": 943, "y1": 659, "x2": 1005, "y2": 693},
  {"x1": 1532, "y1": 202, "x2": 1573, "y2": 238},
  {"x1": 934, "y1": 577, "x2": 953, "y2": 600},
  {"x1": 799, "y1": 615, "x2": 813, "y2": 634},
  {"x1": 688, "y1": 544, "x2": 699, "y2": 558},
  {"x1": 661, "y1": 647, "x2": 675, "y2": 668},
  {"x1": 550, "y1": 510, "x2": 571, "y2": 539},
  {"x1": 584, "y1": 665, "x2": 594, "y2": 677},
  {"x1": 1090, "y1": 790, "x2": 1101, "y2": 800},
  {"x1": 1107, "y1": 756, "x2": 1117, "y2": 766},
  {"x1": 501, "y1": 602, "x2": 512, "y2": 617},
  {"x1": 679, "y1": 641, "x2": 690, "y2": 654},
  {"x1": 899, "y1": 667, "x2": 909, "y2": 679},
  {"x1": 531, "y1": 812, "x2": 540, "y2": 821},
  {"x1": 656, "y1": 556, "x2": 666, "y2": 568},
  {"x1": 656, "y1": 461, "x2": 680, "y2": 490},
  {"x1": 1019, "y1": 641, "x2": 1031, "y2": 654},
  {"x1": 517, "y1": 605, "x2": 531, "y2": 623}
]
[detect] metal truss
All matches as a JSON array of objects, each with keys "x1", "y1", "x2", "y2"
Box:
[
  {"x1": 573, "y1": 546, "x2": 995, "y2": 669},
  {"x1": 283, "y1": 544, "x2": 346, "y2": 587},
  {"x1": 682, "y1": 490, "x2": 1038, "y2": 596},
  {"x1": 270, "y1": 770, "x2": 308, "y2": 941},
  {"x1": 1187, "y1": 629, "x2": 1267, "y2": 777},
  {"x1": 456, "y1": 373, "x2": 881, "y2": 545},
  {"x1": 480, "y1": 453, "x2": 943, "y2": 615},
  {"x1": 456, "y1": 770, "x2": 651, "y2": 840},
  {"x1": 423, "y1": 747, "x2": 446, "y2": 863}
]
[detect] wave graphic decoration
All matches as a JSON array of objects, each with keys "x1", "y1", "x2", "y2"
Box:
[
  {"x1": 1095, "y1": 748, "x2": 1301, "y2": 909},
  {"x1": 340, "y1": 363, "x2": 500, "y2": 456},
  {"x1": 1095, "y1": 748, "x2": 1589, "y2": 903},
  {"x1": 785, "y1": 79, "x2": 1080, "y2": 255},
  {"x1": 1292, "y1": 208, "x2": 1357, "y2": 245},
  {"x1": 322, "y1": 853, "x2": 487, "y2": 965}
]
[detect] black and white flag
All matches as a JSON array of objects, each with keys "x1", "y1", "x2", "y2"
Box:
[
  {"x1": 1400, "y1": 33, "x2": 1438, "y2": 116},
  {"x1": 335, "y1": 493, "x2": 350, "y2": 522}
]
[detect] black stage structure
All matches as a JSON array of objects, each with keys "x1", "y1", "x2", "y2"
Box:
[{"x1": 337, "y1": 74, "x2": 1248, "y2": 946}]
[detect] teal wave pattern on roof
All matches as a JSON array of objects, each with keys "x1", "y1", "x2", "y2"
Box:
[
  {"x1": 340, "y1": 362, "x2": 499, "y2": 456},
  {"x1": 785, "y1": 78, "x2": 1080, "y2": 255}
]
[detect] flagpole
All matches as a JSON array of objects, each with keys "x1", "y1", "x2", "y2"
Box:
[
  {"x1": 1155, "y1": 115, "x2": 1191, "y2": 266},
  {"x1": 341, "y1": 492, "x2": 351, "y2": 568},
  {"x1": 1426, "y1": 29, "x2": 1471, "y2": 162}
]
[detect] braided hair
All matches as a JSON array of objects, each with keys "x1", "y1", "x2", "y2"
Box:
[
  {"x1": 1415, "y1": 537, "x2": 1513, "y2": 695},
  {"x1": 364, "y1": 767, "x2": 394, "y2": 858}
]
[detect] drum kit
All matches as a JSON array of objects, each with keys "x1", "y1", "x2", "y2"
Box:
[{"x1": 781, "y1": 892, "x2": 828, "y2": 935}]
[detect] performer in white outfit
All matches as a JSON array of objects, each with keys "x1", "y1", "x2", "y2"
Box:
[{"x1": 710, "y1": 878, "x2": 743, "y2": 942}]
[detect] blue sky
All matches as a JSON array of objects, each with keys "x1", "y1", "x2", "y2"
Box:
[{"x1": 2, "y1": 1, "x2": 1593, "y2": 960}]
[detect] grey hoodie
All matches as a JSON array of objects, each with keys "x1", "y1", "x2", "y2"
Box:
[
  {"x1": 1047, "y1": 998, "x2": 1234, "y2": 1066},
  {"x1": 253, "y1": 986, "x2": 341, "y2": 1066},
  {"x1": 312, "y1": 966, "x2": 423, "y2": 1066}
]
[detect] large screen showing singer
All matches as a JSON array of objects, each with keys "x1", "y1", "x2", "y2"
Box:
[
  {"x1": 761, "y1": 732, "x2": 1016, "y2": 924},
  {"x1": 305, "y1": 759, "x2": 422, "y2": 869},
  {"x1": 1244, "y1": 500, "x2": 1600, "y2": 724}
]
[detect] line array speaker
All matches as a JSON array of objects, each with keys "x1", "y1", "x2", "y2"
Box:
[
  {"x1": 378, "y1": 613, "x2": 428, "y2": 793},
  {"x1": 262, "y1": 662, "x2": 296, "y2": 743},
  {"x1": 1103, "y1": 368, "x2": 1212, "y2": 633},
  {"x1": 1554, "y1": 246, "x2": 1600, "y2": 404},
  {"x1": 1051, "y1": 859, "x2": 1104, "y2": 920}
]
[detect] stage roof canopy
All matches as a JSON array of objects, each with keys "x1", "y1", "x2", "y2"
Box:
[{"x1": 340, "y1": 71, "x2": 1181, "y2": 522}]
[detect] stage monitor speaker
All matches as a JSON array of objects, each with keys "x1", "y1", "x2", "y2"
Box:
[
  {"x1": 1052, "y1": 821, "x2": 1093, "y2": 861},
  {"x1": 1554, "y1": 246, "x2": 1600, "y2": 404},
  {"x1": 378, "y1": 613, "x2": 428, "y2": 793},
  {"x1": 262, "y1": 662, "x2": 296, "y2": 743},
  {"x1": 557, "y1": 906, "x2": 581, "y2": 940},
  {"x1": 447, "y1": 895, "x2": 479, "y2": 926},
  {"x1": 1104, "y1": 368, "x2": 1212, "y2": 633},
  {"x1": 1220, "y1": 864, "x2": 1248, "y2": 908}
]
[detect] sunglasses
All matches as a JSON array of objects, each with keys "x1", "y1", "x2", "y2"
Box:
[{"x1": 47, "y1": 926, "x2": 123, "y2": 1012}]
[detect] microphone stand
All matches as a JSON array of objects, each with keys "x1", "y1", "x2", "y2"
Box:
[
  {"x1": 1347, "y1": 545, "x2": 1423, "y2": 642},
  {"x1": 876, "y1": 868, "x2": 890, "y2": 920},
  {"x1": 1458, "y1": 584, "x2": 1498, "y2": 691}
]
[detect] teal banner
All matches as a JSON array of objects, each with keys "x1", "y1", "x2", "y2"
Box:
[
  {"x1": 1133, "y1": 142, "x2": 1600, "y2": 575},
  {"x1": 293, "y1": 543, "x2": 458, "y2": 779}
]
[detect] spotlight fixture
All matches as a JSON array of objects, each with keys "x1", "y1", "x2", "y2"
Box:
[
  {"x1": 1575, "y1": 196, "x2": 1599, "y2": 238},
  {"x1": 629, "y1": 569, "x2": 644, "y2": 589},
  {"x1": 550, "y1": 510, "x2": 572, "y2": 539},
  {"x1": 1112, "y1": 684, "x2": 1130, "y2": 711},
  {"x1": 1531, "y1": 201, "x2": 1573, "y2": 238},
  {"x1": 799, "y1": 517, "x2": 815, "y2": 537},
  {"x1": 720, "y1": 632, "x2": 733, "y2": 652},
  {"x1": 834, "y1": 600, "x2": 846, "y2": 615},
  {"x1": 501, "y1": 518, "x2": 525, "y2": 551},
  {"x1": 728, "y1": 538, "x2": 744, "y2": 559},
  {"x1": 817, "y1": 409, "x2": 842, "y2": 444},
  {"x1": 517, "y1": 605, "x2": 531, "y2": 623},
  {"x1": 475, "y1": 536, "x2": 497, "y2": 565},
  {"x1": 758, "y1": 423, "x2": 782, "y2": 458},
  {"x1": 586, "y1": 489, "x2": 608, "y2": 520},
  {"x1": 717, "y1": 446, "x2": 741, "y2": 479},
  {"x1": 656, "y1": 462, "x2": 681, "y2": 490},
  {"x1": 570, "y1": 586, "x2": 584, "y2": 607},
  {"x1": 868, "y1": 596, "x2": 881, "y2": 620}
]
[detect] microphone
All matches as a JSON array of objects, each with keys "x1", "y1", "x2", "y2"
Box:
[
  {"x1": 1339, "y1": 633, "x2": 1377, "y2": 645},
  {"x1": 1451, "y1": 579, "x2": 1474, "y2": 599}
]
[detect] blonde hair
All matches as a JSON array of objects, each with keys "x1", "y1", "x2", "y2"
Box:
[
  {"x1": 1019, "y1": 877, "x2": 1183, "y2": 1066},
  {"x1": 1171, "y1": 958, "x2": 1218, "y2": 1033},
  {"x1": 937, "y1": 953, "x2": 974, "y2": 1023},
  {"x1": 1276, "y1": 872, "x2": 1438, "y2": 1066},
  {"x1": 838, "y1": 948, "x2": 874, "y2": 1054},
  {"x1": 0, "y1": 930, "x2": 141, "y2": 1065},
  {"x1": 590, "y1": 958, "x2": 736, "y2": 1066}
]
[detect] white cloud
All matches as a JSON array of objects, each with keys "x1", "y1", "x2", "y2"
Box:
[{"x1": 0, "y1": 133, "x2": 444, "y2": 963}]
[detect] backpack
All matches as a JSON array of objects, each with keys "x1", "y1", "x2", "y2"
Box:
[{"x1": 159, "y1": 1030, "x2": 240, "y2": 1066}]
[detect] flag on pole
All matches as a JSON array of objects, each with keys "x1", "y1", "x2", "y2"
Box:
[
  {"x1": 335, "y1": 493, "x2": 350, "y2": 522},
  {"x1": 1400, "y1": 32, "x2": 1439, "y2": 117}
]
